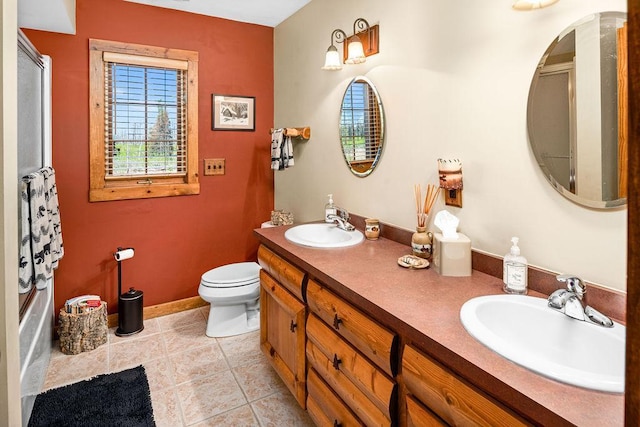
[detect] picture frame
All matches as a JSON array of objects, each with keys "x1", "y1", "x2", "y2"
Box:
[{"x1": 211, "y1": 94, "x2": 255, "y2": 131}]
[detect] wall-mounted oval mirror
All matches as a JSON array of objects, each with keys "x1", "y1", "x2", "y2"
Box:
[
  {"x1": 340, "y1": 76, "x2": 385, "y2": 177},
  {"x1": 527, "y1": 11, "x2": 627, "y2": 209}
]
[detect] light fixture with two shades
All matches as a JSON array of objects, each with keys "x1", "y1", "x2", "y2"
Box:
[{"x1": 322, "y1": 18, "x2": 379, "y2": 71}]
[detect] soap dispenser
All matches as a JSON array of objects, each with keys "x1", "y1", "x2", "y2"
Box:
[
  {"x1": 325, "y1": 194, "x2": 336, "y2": 222},
  {"x1": 503, "y1": 237, "x2": 528, "y2": 295}
]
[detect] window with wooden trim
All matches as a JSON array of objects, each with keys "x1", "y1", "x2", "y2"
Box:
[{"x1": 89, "y1": 39, "x2": 199, "y2": 202}]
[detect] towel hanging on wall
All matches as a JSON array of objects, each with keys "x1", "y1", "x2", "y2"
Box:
[{"x1": 271, "y1": 128, "x2": 294, "y2": 170}]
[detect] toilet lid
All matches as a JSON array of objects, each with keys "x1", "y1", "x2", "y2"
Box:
[{"x1": 201, "y1": 262, "x2": 261, "y2": 288}]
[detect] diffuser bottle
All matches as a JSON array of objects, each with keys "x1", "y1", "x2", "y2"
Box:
[
  {"x1": 503, "y1": 237, "x2": 528, "y2": 294},
  {"x1": 325, "y1": 194, "x2": 336, "y2": 222}
]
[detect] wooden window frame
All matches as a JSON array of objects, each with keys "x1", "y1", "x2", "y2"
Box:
[{"x1": 89, "y1": 39, "x2": 199, "y2": 202}]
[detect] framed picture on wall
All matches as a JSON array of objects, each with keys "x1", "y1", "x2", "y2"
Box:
[{"x1": 212, "y1": 94, "x2": 255, "y2": 131}]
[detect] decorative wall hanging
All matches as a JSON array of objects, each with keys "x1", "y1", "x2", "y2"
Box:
[{"x1": 212, "y1": 94, "x2": 255, "y2": 131}]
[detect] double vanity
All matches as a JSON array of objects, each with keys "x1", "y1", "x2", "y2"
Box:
[{"x1": 254, "y1": 220, "x2": 624, "y2": 426}]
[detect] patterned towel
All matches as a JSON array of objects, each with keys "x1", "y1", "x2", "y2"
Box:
[
  {"x1": 42, "y1": 167, "x2": 64, "y2": 268},
  {"x1": 19, "y1": 167, "x2": 64, "y2": 293},
  {"x1": 19, "y1": 180, "x2": 34, "y2": 293},
  {"x1": 270, "y1": 129, "x2": 294, "y2": 170}
]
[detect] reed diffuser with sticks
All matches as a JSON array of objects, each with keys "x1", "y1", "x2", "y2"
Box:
[{"x1": 411, "y1": 184, "x2": 440, "y2": 259}]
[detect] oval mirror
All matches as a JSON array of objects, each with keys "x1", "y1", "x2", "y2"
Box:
[
  {"x1": 340, "y1": 76, "x2": 385, "y2": 177},
  {"x1": 527, "y1": 12, "x2": 627, "y2": 209}
]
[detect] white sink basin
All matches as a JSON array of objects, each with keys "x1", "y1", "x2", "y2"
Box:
[
  {"x1": 284, "y1": 223, "x2": 364, "y2": 248},
  {"x1": 460, "y1": 295, "x2": 625, "y2": 393}
]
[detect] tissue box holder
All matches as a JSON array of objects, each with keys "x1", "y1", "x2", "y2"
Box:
[{"x1": 433, "y1": 232, "x2": 472, "y2": 277}]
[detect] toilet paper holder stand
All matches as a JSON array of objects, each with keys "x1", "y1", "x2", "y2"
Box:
[{"x1": 113, "y1": 247, "x2": 144, "y2": 336}]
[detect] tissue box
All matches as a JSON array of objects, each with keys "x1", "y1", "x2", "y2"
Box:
[{"x1": 432, "y1": 232, "x2": 472, "y2": 277}]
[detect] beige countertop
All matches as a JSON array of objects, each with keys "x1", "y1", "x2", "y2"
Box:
[{"x1": 254, "y1": 224, "x2": 624, "y2": 427}]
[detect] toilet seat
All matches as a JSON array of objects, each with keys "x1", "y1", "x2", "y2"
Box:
[{"x1": 200, "y1": 262, "x2": 261, "y2": 288}]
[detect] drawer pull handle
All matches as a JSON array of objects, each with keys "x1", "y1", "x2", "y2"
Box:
[
  {"x1": 333, "y1": 314, "x2": 342, "y2": 330},
  {"x1": 333, "y1": 420, "x2": 342, "y2": 427},
  {"x1": 289, "y1": 320, "x2": 297, "y2": 332},
  {"x1": 332, "y1": 354, "x2": 342, "y2": 370}
]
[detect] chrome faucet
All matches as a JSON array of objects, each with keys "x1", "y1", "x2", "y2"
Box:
[
  {"x1": 547, "y1": 274, "x2": 614, "y2": 327},
  {"x1": 326, "y1": 207, "x2": 356, "y2": 231}
]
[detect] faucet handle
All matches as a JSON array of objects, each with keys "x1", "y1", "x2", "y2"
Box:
[{"x1": 556, "y1": 274, "x2": 586, "y2": 299}]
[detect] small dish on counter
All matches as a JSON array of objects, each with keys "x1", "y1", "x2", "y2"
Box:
[{"x1": 398, "y1": 255, "x2": 429, "y2": 269}]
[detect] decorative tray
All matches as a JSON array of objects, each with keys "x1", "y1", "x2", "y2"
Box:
[{"x1": 397, "y1": 255, "x2": 429, "y2": 269}]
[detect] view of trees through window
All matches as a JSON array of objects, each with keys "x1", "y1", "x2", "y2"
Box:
[{"x1": 107, "y1": 63, "x2": 185, "y2": 177}]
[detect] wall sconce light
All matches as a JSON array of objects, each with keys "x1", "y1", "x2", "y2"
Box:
[
  {"x1": 438, "y1": 159, "x2": 463, "y2": 208},
  {"x1": 512, "y1": 0, "x2": 559, "y2": 11},
  {"x1": 322, "y1": 29, "x2": 348, "y2": 71},
  {"x1": 322, "y1": 18, "x2": 379, "y2": 71}
]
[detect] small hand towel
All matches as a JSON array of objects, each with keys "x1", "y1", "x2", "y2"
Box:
[
  {"x1": 283, "y1": 135, "x2": 295, "y2": 168},
  {"x1": 271, "y1": 128, "x2": 284, "y2": 170},
  {"x1": 19, "y1": 180, "x2": 34, "y2": 294}
]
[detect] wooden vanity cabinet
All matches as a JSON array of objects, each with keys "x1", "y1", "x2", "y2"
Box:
[
  {"x1": 258, "y1": 246, "x2": 307, "y2": 407},
  {"x1": 306, "y1": 279, "x2": 398, "y2": 426},
  {"x1": 402, "y1": 345, "x2": 530, "y2": 427}
]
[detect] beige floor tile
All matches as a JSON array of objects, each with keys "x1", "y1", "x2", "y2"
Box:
[
  {"x1": 42, "y1": 345, "x2": 109, "y2": 391},
  {"x1": 251, "y1": 391, "x2": 314, "y2": 427},
  {"x1": 191, "y1": 405, "x2": 259, "y2": 427},
  {"x1": 157, "y1": 308, "x2": 206, "y2": 331},
  {"x1": 233, "y1": 358, "x2": 288, "y2": 402},
  {"x1": 143, "y1": 357, "x2": 175, "y2": 393},
  {"x1": 150, "y1": 386, "x2": 184, "y2": 427},
  {"x1": 217, "y1": 330, "x2": 263, "y2": 368},
  {"x1": 109, "y1": 333, "x2": 166, "y2": 372},
  {"x1": 162, "y1": 321, "x2": 213, "y2": 354},
  {"x1": 176, "y1": 369, "x2": 247, "y2": 425},
  {"x1": 108, "y1": 317, "x2": 161, "y2": 344},
  {"x1": 168, "y1": 342, "x2": 229, "y2": 386},
  {"x1": 199, "y1": 306, "x2": 209, "y2": 320}
]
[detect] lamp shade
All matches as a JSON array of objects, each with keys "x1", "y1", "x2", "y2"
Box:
[
  {"x1": 512, "y1": 0, "x2": 559, "y2": 10},
  {"x1": 345, "y1": 36, "x2": 366, "y2": 64},
  {"x1": 322, "y1": 45, "x2": 342, "y2": 70}
]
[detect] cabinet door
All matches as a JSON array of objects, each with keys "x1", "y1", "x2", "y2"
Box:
[{"x1": 260, "y1": 270, "x2": 306, "y2": 407}]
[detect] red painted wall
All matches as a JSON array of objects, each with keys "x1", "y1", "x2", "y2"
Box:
[{"x1": 24, "y1": 0, "x2": 274, "y2": 314}]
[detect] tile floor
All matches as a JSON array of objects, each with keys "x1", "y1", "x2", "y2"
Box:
[{"x1": 43, "y1": 307, "x2": 314, "y2": 426}]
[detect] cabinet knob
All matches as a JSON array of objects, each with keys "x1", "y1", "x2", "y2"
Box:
[
  {"x1": 289, "y1": 320, "x2": 297, "y2": 332},
  {"x1": 332, "y1": 354, "x2": 342, "y2": 370},
  {"x1": 332, "y1": 313, "x2": 342, "y2": 330},
  {"x1": 333, "y1": 420, "x2": 342, "y2": 427}
]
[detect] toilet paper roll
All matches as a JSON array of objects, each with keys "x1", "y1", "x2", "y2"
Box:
[
  {"x1": 114, "y1": 248, "x2": 134, "y2": 261},
  {"x1": 261, "y1": 221, "x2": 277, "y2": 228}
]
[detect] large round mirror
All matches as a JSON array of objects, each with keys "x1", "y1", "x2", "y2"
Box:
[
  {"x1": 340, "y1": 76, "x2": 385, "y2": 177},
  {"x1": 527, "y1": 12, "x2": 627, "y2": 209}
]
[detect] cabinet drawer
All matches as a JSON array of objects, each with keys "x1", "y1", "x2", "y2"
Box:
[
  {"x1": 406, "y1": 394, "x2": 447, "y2": 427},
  {"x1": 307, "y1": 368, "x2": 364, "y2": 427},
  {"x1": 257, "y1": 245, "x2": 306, "y2": 300},
  {"x1": 402, "y1": 345, "x2": 530, "y2": 427},
  {"x1": 306, "y1": 279, "x2": 397, "y2": 376},
  {"x1": 307, "y1": 338, "x2": 392, "y2": 427},
  {"x1": 307, "y1": 314, "x2": 396, "y2": 418}
]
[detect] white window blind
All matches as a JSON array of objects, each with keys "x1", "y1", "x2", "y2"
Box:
[
  {"x1": 104, "y1": 60, "x2": 187, "y2": 178},
  {"x1": 340, "y1": 82, "x2": 382, "y2": 162}
]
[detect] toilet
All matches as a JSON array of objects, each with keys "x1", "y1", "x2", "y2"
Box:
[{"x1": 198, "y1": 262, "x2": 261, "y2": 338}]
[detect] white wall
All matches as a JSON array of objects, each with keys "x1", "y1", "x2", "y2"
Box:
[
  {"x1": 274, "y1": 0, "x2": 627, "y2": 291},
  {"x1": 1, "y1": 0, "x2": 23, "y2": 423}
]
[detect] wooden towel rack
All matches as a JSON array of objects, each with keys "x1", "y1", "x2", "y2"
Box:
[{"x1": 270, "y1": 127, "x2": 311, "y2": 140}]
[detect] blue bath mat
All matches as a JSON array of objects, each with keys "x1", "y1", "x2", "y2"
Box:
[{"x1": 28, "y1": 365, "x2": 155, "y2": 426}]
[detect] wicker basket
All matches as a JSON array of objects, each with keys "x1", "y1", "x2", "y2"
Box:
[{"x1": 58, "y1": 302, "x2": 108, "y2": 355}]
